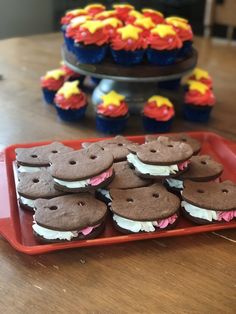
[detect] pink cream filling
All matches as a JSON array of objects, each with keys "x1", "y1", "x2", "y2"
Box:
[
  {"x1": 155, "y1": 213, "x2": 178, "y2": 229},
  {"x1": 217, "y1": 210, "x2": 236, "y2": 222},
  {"x1": 80, "y1": 224, "x2": 100, "y2": 236},
  {"x1": 178, "y1": 160, "x2": 190, "y2": 171},
  {"x1": 89, "y1": 167, "x2": 113, "y2": 186}
]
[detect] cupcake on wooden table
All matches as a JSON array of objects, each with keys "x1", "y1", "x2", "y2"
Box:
[
  {"x1": 147, "y1": 24, "x2": 182, "y2": 65},
  {"x1": 54, "y1": 81, "x2": 87, "y2": 122},
  {"x1": 184, "y1": 80, "x2": 216, "y2": 123},
  {"x1": 142, "y1": 8, "x2": 165, "y2": 24},
  {"x1": 84, "y1": 3, "x2": 106, "y2": 17},
  {"x1": 74, "y1": 20, "x2": 109, "y2": 64},
  {"x1": 166, "y1": 16, "x2": 193, "y2": 57},
  {"x1": 142, "y1": 96, "x2": 175, "y2": 133},
  {"x1": 113, "y1": 4, "x2": 134, "y2": 22},
  {"x1": 96, "y1": 91, "x2": 129, "y2": 134},
  {"x1": 111, "y1": 24, "x2": 146, "y2": 65},
  {"x1": 40, "y1": 69, "x2": 66, "y2": 105},
  {"x1": 187, "y1": 67, "x2": 213, "y2": 89}
]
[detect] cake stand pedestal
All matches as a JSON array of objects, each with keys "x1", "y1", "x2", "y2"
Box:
[{"x1": 62, "y1": 46, "x2": 198, "y2": 114}]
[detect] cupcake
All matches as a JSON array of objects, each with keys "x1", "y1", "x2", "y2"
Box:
[
  {"x1": 133, "y1": 17, "x2": 155, "y2": 37},
  {"x1": 64, "y1": 15, "x2": 89, "y2": 52},
  {"x1": 187, "y1": 67, "x2": 213, "y2": 89},
  {"x1": 111, "y1": 24, "x2": 146, "y2": 65},
  {"x1": 95, "y1": 10, "x2": 118, "y2": 20},
  {"x1": 60, "y1": 62, "x2": 85, "y2": 85},
  {"x1": 166, "y1": 17, "x2": 193, "y2": 57},
  {"x1": 184, "y1": 81, "x2": 216, "y2": 123},
  {"x1": 142, "y1": 8, "x2": 165, "y2": 24},
  {"x1": 147, "y1": 24, "x2": 182, "y2": 65},
  {"x1": 74, "y1": 20, "x2": 109, "y2": 64},
  {"x1": 84, "y1": 3, "x2": 106, "y2": 17},
  {"x1": 142, "y1": 96, "x2": 175, "y2": 133},
  {"x1": 60, "y1": 8, "x2": 87, "y2": 34},
  {"x1": 40, "y1": 69, "x2": 66, "y2": 105},
  {"x1": 113, "y1": 4, "x2": 134, "y2": 21},
  {"x1": 125, "y1": 10, "x2": 144, "y2": 24},
  {"x1": 102, "y1": 18, "x2": 123, "y2": 39},
  {"x1": 54, "y1": 81, "x2": 87, "y2": 122},
  {"x1": 96, "y1": 90, "x2": 129, "y2": 134}
]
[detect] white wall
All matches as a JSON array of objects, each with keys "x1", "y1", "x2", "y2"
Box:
[{"x1": 0, "y1": 0, "x2": 54, "y2": 39}]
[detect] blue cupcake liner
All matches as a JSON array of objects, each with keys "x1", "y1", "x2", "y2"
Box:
[
  {"x1": 96, "y1": 114, "x2": 129, "y2": 134},
  {"x1": 64, "y1": 36, "x2": 75, "y2": 53},
  {"x1": 55, "y1": 105, "x2": 87, "y2": 122},
  {"x1": 183, "y1": 103, "x2": 212, "y2": 123},
  {"x1": 111, "y1": 49, "x2": 145, "y2": 66},
  {"x1": 61, "y1": 25, "x2": 67, "y2": 35},
  {"x1": 178, "y1": 40, "x2": 193, "y2": 58},
  {"x1": 73, "y1": 43, "x2": 108, "y2": 64},
  {"x1": 142, "y1": 116, "x2": 173, "y2": 133},
  {"x1": 147, "y1": 49, "x2": 178, "y2": 66},
  {"x1": 42, "y1": 88, "x2": 56, "y2": 105},
  {"x1": 158, "y1": 78, "x2": 181, "y2": 90}
]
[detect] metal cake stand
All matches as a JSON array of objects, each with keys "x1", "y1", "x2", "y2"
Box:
[{"x1": 62, "y1": 46, "x2": 198, "y2": 113}]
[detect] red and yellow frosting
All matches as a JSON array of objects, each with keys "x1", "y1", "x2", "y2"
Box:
[
  {"x1": 166, "y1": 18, "x2": 193, "y2": 42},
  {"x1": 134, "y1": 17, "x2": 155, "y2": 33},
  {"x1": 142, "y1": 8, "x2": 164, "y2": 24},
  {"x1": 41, "y1": 69, "x2": 66, "y2": 91},
  {"x1": 60, "y1": 62, "x2": 81, "y2": 80},
  {"x1": 125, "y1": 10, "x2": 144, "y2": 23},
  {"x1": 185, "y1": 81, "x2": 215, "y2": 106},
  {"x1": 84, "y1": 4, "x2": 105, "y2": 16},
  {"x1": 75, "y1": 20, "x2": 109, "y2": 46},
  {"x1": 188, "y1": 68, "x2": 213, "y2": 88},
  {"x1": 143, "y1": 96, "x2": 175, "y2": 121},
  {"x1": 113, "y1": 4, "x2": 134, "y2": 21},
  {"x1": 95, "y1": 10, "x2": 117, "y2": 20},
  {"x1": 65, "y1": 15, "x2": 90, "y2": 39},
  {"x1": 97, "y1": 91, "x2": 128, "y2": 118},
  {"x1": 112, "y1": 24, "x2": 146, "y2": 51},
  {"x1": 102, "y1": 18, "x2": 123, "y2": 38},
  {"x1": 55, "y1": 81, "x2": 87, "y2": 110},
  {"x1": 148, "y1": 24, "x2": 182, "y2": 50},
  {"x1": 61, "y1": 9, "x2": 87, "y2": 25}
]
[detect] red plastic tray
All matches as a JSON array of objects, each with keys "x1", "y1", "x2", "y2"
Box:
[{"x1": 0, "y1": 132, "x2": 236, "y2": 255}]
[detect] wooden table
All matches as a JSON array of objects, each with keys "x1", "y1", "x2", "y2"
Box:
[{"x1": 0, "y1": 34, "x2": 235, "y2": 314}]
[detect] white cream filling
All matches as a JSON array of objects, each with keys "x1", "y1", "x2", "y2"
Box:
[
  {"x1": 127, "y1": 153, "x2": 179, "y2": 176},
  {"x1": 182, "y1": 201, "x2": 217, "y2": 221},
  {"x1": 166, "y1": 178, "x2": 184, "y2": 189},
  {"x1": 33, "y1": 222, "x2": 78, "y2": 241},
  {"x1": 18, "y1": 165, "x2": 48, "y2": 173},
  {"x1": 19, "y1": 196, "x2": 35, "y2": 208},
  {"x1": 54, "y1": 177, "x2": 90, "y2": 188},
  {"x1": 97, "y1": 189, "x2": 112, "y2": 201},
  {"x1": 113, "y1": 214, "x2": 157, "y2": 233}
]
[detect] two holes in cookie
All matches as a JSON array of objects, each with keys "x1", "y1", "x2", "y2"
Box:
[
  {"x1": 126, "y1": 193, "x2": 159, "y2": 203},
  {"x1": 48, "y1": 202, "x2": 86, "y2": 210},
  {"x1": 197, "y1": 189, "x2": 229, "y2": 194}
]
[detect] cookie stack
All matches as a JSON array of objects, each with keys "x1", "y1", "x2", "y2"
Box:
[{"x1": 15, "y1": 134, "x2": 235, "y2": 243}]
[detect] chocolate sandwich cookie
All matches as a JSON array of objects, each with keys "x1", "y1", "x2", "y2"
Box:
[
  {"x1": 181, "y1": 180, "x2": 236, "y2": 225},
  {"x1": 166, "y1": 155, "x2": 223, "y2": 192},
  {"x1": 82, "y1": 136, "x2": 134, "y2": 162},
  {"x1": 49, "y1": 144, "x2": 114, "y2": 193},
  {"x1": 96, "y1": 161, "x2": 152, "y2": 204},
  {"x1": 146, "y1": 133, "x2": 201, "y2": 155},
  {"x1": 33, "y1": 194, "x2": 107, "y2": 242},
  {"x1": 127, "y1": 136, "x2": 193, "y2": 180},
  {"x1": 15, "y1": 142, "x2": 73, "y2": 173},
  {"x1": 17, "y1": 170, "x2": 66, "y2": 212},
  {"x1": 110, "y1": 184, "x2": 180, "y2": 234}
]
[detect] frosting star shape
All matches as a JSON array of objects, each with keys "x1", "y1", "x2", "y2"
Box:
[
  {"x1": 148, "y1": 96, "x2": 173, "y2": 108},
  {"x1": 101, "y1": 91, "x2": 125, "y2": 107},
  {"x1": 165, "y1": 16, "x2": 188, "y2": 24},
  {"x1": 81, "y1": 20, "x2": 104, "y2": 33},
  {"x1": 192, "y1": 68, "x2": 210, "y2": 80},
  {"x1": 151, "y1": 24, "x2": 176, "y2": 38},
  {"x1": 102, "y1": 18, "x2": 122, "y2": 28},
  {"x1": 45, "y1": 69, "x2": 65, "y2": 80},
  {"x1": 187, "y1": 80, "x2": 209, "y2": 94},
  {"x1": 117, "y1": 24, "x2": 142, "y2": 40},
  {"x1": 142, "y1": 8, "x2": 164, "y2": 17},
  {"x1": 134, "y1": 17, "x2": 155, "y2": 29},
  {"x1": 58, "y1": 81, "x2": 81, "y2": 99},
  {"x1": 167, "y1": 19, "x2": 190, "y2": 30}
]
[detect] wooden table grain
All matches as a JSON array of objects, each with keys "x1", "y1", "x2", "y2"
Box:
[{"x1": 0, "y1": 34, "x2": 236, "y2": 314}]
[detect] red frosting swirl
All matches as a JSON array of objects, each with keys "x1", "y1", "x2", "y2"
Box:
[
  {"x1": 189, "y1": 75, "x2": 213, "y2": 89},
  {"x1": 114, "y1": 8, "x2": 133, "y2": 21},
  {"x1": 143, "y1": 101, "x2": 175, "y2": 121},
  {"x1": 61, "y1": 14, "x2": 75, "y2": 26},
  {"x1": 55, "y1": 93, "x2": 87, "y2": 110},
  {"x1": 86, "y1": 8, "x2": 104, "y2": 17},
  {"x1": 148, "y1": 33, "x2": 182, "y2": 50},
  {"x1": 174, "y1": 26, "x2": 193, "y2": 42},
  {"x1": 41, "y1": 77, "x2": 65, "y2": 91},
  {"x1": 60, "y1": 65, "x2": 81, "y2": 80},
  {"x1": 103, "y1": 25, "x2": 121, "y2": 39},
  {"x1": 143, "y1": 12, "x2": 165, "y2": 24},
  {"x1": 65, "y1": 24, "x2": 80, "y2": 39},
  {"x1": 75, "y1": 27, "x2": 109, "y2": 46},
  {"x1": 97, "y1": 101, "x2": 129, "y2": 118},
  {"x1": 112, "y1": 32, "x2": 147, "y2": 51},
  {"x1": 185, "y1": 89, "x2": 216, "y2": 106}
]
